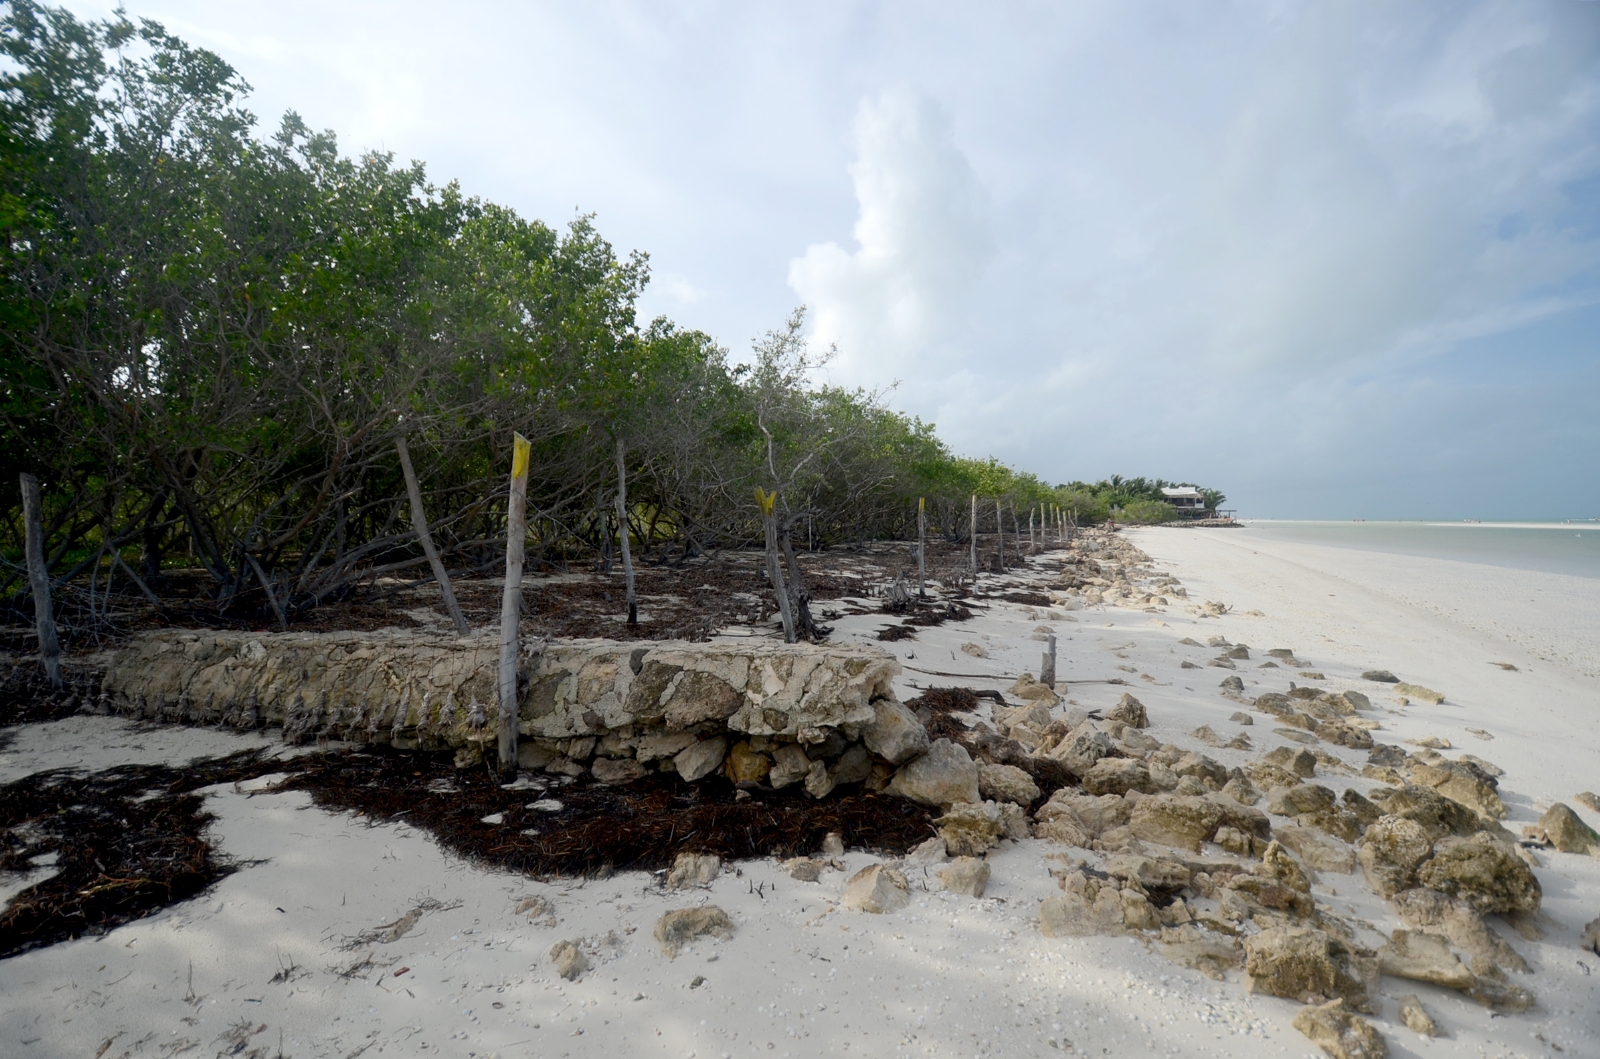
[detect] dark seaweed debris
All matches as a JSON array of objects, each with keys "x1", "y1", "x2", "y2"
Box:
[
  {"x1": 1, "y1": 744, "x2": 939, "y2": 958},
  {"x1": 276, "y1": 749, "x2": 938, "y2": 879},
  {"x1": 0, "y1": 749, "x2": 285, "y2": 958}
]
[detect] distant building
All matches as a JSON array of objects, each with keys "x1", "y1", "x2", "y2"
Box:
[{"x1": 1161, "y1": 487, "x2": 1212, "y2": 518}]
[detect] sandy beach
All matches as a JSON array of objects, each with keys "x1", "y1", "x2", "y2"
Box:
[{"x1": 3, "y1": 528, "x2": 1598, "y2": 1059}]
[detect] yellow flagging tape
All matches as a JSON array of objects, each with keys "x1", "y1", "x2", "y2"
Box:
[
  {"x1": 919, "y1": 496, "x2": 925, "y2": 513},
  {"x1": 511, "y1": 433, "x2": 530, "y2": 480},
  {"x1": 754, "y1": 487, "x2": 776, "y2": 518}
]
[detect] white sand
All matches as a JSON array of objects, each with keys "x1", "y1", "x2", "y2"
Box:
[{"x1": 3, "y1": 531, "x2": 1597, "y2": 1059}]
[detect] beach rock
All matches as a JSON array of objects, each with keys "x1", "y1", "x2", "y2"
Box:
[
  {"x1": 1368, "y1": 784, "x2": 1483, "y2": 840},
  {"x1": 978, "y1": 762, "x2": 1040, "y2": 805},
  {"x1": 1103, "y1": 853, "x2": 1194, "y2": 893},
  {"x1": 1275, "y1": 825, "x2": 1356, "y2": 873},
  {"x1": 550, "y1": 939, "x2": 589, "y2": 981},
  {"x1": 674, "y1": 736, "x2": 728, "y2": 782},
  {"x1": 591, "y1": 756, "x2": 647, "y2": 784},
  {"x1": 1362, "y1": 670, "x2": 1400, "y2": 683},
  {"x1": 1040, "y1": 871, "x2": 1157, "y2": 936},
  {"x1": 1210, "y1": 796, "x2": 1273, "y2": 840},
  {"x1": 1574, "y1": 791, "x2": 1600, "y2": 814},
  {"x1": 862, "y1": 699, "x2": 930, "y2": 765},
  {"x1": 1008, "y1": 674, "x2": 1060, "y2": 707},
  {"x1": 1156, "y1": 925, "x2": 1244, "y2": 981},
  {"x1": 1320, "y1": 722, "x2": 1375, "y2": 751},
  {"x1": 1230, "y1": 710, "x2": 1253, "y2": 725},
  {"x1": 1259, "y1": 840, "x2": 1312, "y2": 893},
  {"x1": 937, "y1": 856, "x2": 991, "y2": 897},
  {"x1": 1106, "y1": 693, "x2": 1149, "y2": 728},
  {"x1": 1033, "y1": 813, "x2": 1093, "y2": 847},
  {"x1": 783, "y1": 856, "x2": 824, "y2": 881},
  {"x1": 1214, "y1": 826, "x2": 1258, "y2": 858},
  {"x1": 767, "y1": 744, "x2": 811, "y2": 788},
  {"x1": 804, "y1": 759, "x2": 837, "y2": 798},
  {"x1": 1343, "y1": 690, "x2": 1372, "y2": 711},
  {"x1": 1466, "y1": 965, "x2": 1537, "y2": 1012},
  {"x1": 1039, "y1": 791, "x2": 1130, "y2": 835},
  {"x1": 1128, "y1": 795, "x2": 1225, "y2": 851},
  {"x1": 1220, "y1": 676, "x2": 1245, "y2": 693},
  {"x1": 1173, "y1": 752, "x2": 1229, "y2": 788},
  {"x1": 888, "y1": 738, "x2": 979, "y2": 807},
  {"x1": 1410, "y1": 761, "x2": 1505, "y2": 819},
  {"x1": 654, "y1": 906, "x2": 735, "y2": 957},
  {"x1": 996, "y1": 800, "x2": 1031, "y2": 841},
  {"x1": 1582, "y1": 915, "x2": 1600, "y2": 956},
  {"x1": 1220, "y1": 777, "x2": 1262, "y2": 806},
  {"x1": 1244, "y1": 927, "x2": 1376, "y2": 1011},
  {"x1": 821, "y1": 831, "x2": 845, "y2": 858},
  {"x1": 1397, "y1": 995, "x2": 1438, "y2": 1037},
  {"x1": 1267, "y1": 784, "x2": 1337, "y2": 817},
  {"x1": 1378, "y1": 929, "x2": 1475, "y2": 989},
  {"x1": 829, "y1": 744, "x2": 874, "y2": 785},
  {"x1": 960, "y1": 642, "x2": 988, "y2": 658},
  {"x1": 1264, "y1": 745, "x2": 1318, "y2": 777},
  {"x1": 724, "y1": 740, "x2": 772, "y2": 783},
  {"x1": 1082, "y1": 758, "x2": 1157, "y2": 796},
  {"x1": 635, "y1": 730, "x2": 698, "y2": 762},
  {"x1": 1048, "y1": 722, "x2": 1116, "y2": 776},
  {"x1": 842, "y1": 863, "x2": 911, "y2": 913},
  {"x1": 1358, "y1": 816, "x2": 1435, "y2": 896},
  {"x1": 1392, "y1": 888, "x2": 1530, "y2": 973},
  {"x1": 1291, "y1": 999, "x2": 1387, "y2": 1059},
  {"x1": 1394, "y1": 682, "x2": 1444, "y2": 705},
  {"x1": 935, "y1": 800, "x2": 1006, "y2": 856},
  {"x1": 1416, "y1": 833, "x2": 1541, "y2": 915},
  {"x1": 666, "y1": 852, "x2": 721, "y2": 890},
  {"x1": 1540, "y1": 803, "x2": 1600, "y2": 855}
]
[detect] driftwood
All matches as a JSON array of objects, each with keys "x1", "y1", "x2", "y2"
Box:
[{"x1": 396, "y1": 436, "x2": 470, "y2": 635}]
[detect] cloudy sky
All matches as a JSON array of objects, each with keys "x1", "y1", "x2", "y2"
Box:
[{"x1": 71, "y1": 1, "x2": 1600, "y2": 518}]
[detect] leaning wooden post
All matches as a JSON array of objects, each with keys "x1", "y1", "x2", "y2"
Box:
[
  {"x1": 1040, "y1": 633, "x2": 1057, "y2": 688},
  {"x1": 20, "y1": 473, "x2": 60, "y2": 688},
  {"x1": 969, "y1": 494, "x2": 977, "y2": 577},
  {"x1": 397, "y1": 436, "x2": 470, "y2": 635},
  {"x1": 615, "y1": 435, "x2": 637, "y2": 626},
  {"x1": 498, "y1": 433, "x2": 531, "y2": 778},
  {"x1": 916, "y1": 497, "x2": 926, "y2": 599},
  {"x1": 757, "y1": 487, "x2": 795, "y2": 642}
]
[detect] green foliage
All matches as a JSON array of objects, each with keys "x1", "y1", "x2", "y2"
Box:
[{"x1": 1112, "y1": 500, "x2": 1179, "y2": 525}]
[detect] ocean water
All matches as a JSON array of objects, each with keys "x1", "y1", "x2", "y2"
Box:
[{"x1": 1238, "y1": 520, "x2": 1600, "y2": 580}]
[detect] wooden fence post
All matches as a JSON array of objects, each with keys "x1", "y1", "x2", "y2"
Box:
[
  {"x1": 498, "y1": 433, "x2": 531, "y2": 778},
  {"x1": 757, "y1": 488, "x2": 795, "y2": 642},
  {"x1": 917, "y1": 497, "x2": 926, "y2": 599},
  {"x1": 1040, "y1": 633, "x2": 1057, "y2": 687},
  {"x1": 397, "y1": 436, "x2": 470, "y2": 635},
  {"x1": 20, "y1": 473, "x2": 61, "y2": 688},
  {"x1": 995, "y1": 498, "x2": 1005, "y2": 572},
  {"x1": 615, "y1": 435, "x2": 637, "y2": 625},
  {"x1": 969, "y1": 494, "x2": 977, "y2": 577}
]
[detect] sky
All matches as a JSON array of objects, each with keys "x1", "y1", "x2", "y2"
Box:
[{"x1": 64, "y1": 0, "x2": 1600, "y2": 518}]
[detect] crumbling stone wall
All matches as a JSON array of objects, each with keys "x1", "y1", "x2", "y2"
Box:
[{"x1": 99, "y1": 631, "x2": 905, "y2": 787}]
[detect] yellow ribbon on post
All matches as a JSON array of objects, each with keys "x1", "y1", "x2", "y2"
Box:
[
  {"x1": 510, "y1": 432, "x2": 531, "y2": 480},
  {"x1": 754, "y1": 487, "x2": 777, "y2": 518}
]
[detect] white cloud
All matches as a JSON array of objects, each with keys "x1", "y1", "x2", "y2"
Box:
[{"x1": 788, "y1": 89, "x2": 991, "y2": 382}]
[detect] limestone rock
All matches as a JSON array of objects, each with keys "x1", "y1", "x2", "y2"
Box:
[
  {"x1": 1039, "y1": 870, "x2": 1158, "y2": 937},
  {"x1": 1105, "y1": 693, "x2": 1149, "y2": 728},
  {"x1": 1466, "y1": 965, "x2": 1537, "y2": 1012},
  {"x1": 1047, "y1": 722, "x2": 1116, "y2": 776},
  {"x1": 888, "y1": 739, "x2": 980, "y2": 807},
  {"x1": 1392, "y1": 888, "x2": 1529, "y2": 973},
  {"x1": 1264, "y1": 745, "x2": 1318, "y2": 777},
  {"x1": 1220, "y1": 777, "x2": 1262, "y2": 806},
  {"x1": 666, "y1": 852, "x2": 721, "y2": 890},
  {"x1": 1291, "y1": 999, "x2": 1387, "y2": 1059},
  {"x1": 1574, "y1": 791, "x2": 1600, "y2": 814},
  {"x1": 960, "y1": 642, "x2": 988, "y2": 658},
  {"x1": 1038, "y1": 790, "x2": 1130, "y2": 835},
  {"x1": 1082, "y1": 758, "x2": 1157, "y2": 796},
  {"x1": 1393, "y1": 682, "x2": 1444, "y2": 705},
  {"x1": 1378, "y1": 929, "x2": 1474, "y2": 989},
  {"x1": 1244, "y1": 927, "x2": 1376, "y2": 1011},
  {"x1": 768, "y1": 744, "x2": 812, "y2": 788},
  {"x1": 1259, "y1": 840, "x2": 1312, "y2": 892},
  {"x1": 1410, "y1": 760, "x2": 1505, "y2": 819},
  {"x1": 1267, "y1": 783, "x2": 1337, "y2": 817},
  {"x1": 1319, "y1": 722, "x2": 1375, "y2": 751},
  {"x1": 550, "y1": 939, "x2": 589, "y2": 981},
  {"x1": 829, "y1": 743, "x2": 874, "y2": 785},
  {"x1": 935, "y1": 800, "x2": 1006, "y2": 856},
  {"x1": 1582, "y1": 914, "x2": 1600, "y2": 956},
  {"x1": 783, "y1": 856, "x2": 824, "y2": 882},
  {"x1": 1210, "y1": 795, "x2": 1273, "y2": 839},
  {"x1": 1156, "y1": 925, "x2": 1244, "y2": 981},
  {"x1": 1008, "y1": 673, "x2": 1060, "y2": 706},
  {"x1": 654, "y1": 906, "x2": 735, "y2": 957},
  {"x1": 804, "y1": 759, "x2": 837, "y2": 799},
  {"x1": 1540, "y1": 803, "x2": 1600, "y2": 855},
  {"x1": 1362, "y1": 670, "x2": 1400, "y2": 683},
  {"x1": 1230, "y1": 710, "x2": 1254, "y2": 725},
  {"x1": 842, "y1": 863, "x2": 911, "y2": 914},
  {"x1": 591, "y1": 756, "x2": 646, "y2": 784},
  {"x1": 978, "y1": 762, "x2": 1040, "y2": 805},
  {"x1": 635, "y1": 730, "x2": 698, "y2": 763},
  {"x1": 996, "y1": 800, "x2": 1031, "y2": 841},
  {"x1": 1033, "y1": 813, "x2": 1093, "y2": 847},
  {"x1": 724, "y1": 740, "x2": 772, "y2": 783},
  {"x1": 936, "y1": 856, "x2": 991, "y2": 897},
  {"x1": 1416, "y1": 833, "x2": 1541, "y2": 915},
  {"x1": 1358, "y1": 816, "x2": 1435, "y2": 897},
  {"x1": 1275, "y1": 825, "x2": 1356, "y2": 873},
  {"x1": 1128, "y1": 794, "x2": 1225, "y2": 852},
  {"x1": 862, "y1": 698, "x2": 930, "y2": 765},
  {"x1": 1368, "y1": 784, "x2": 1484, "y2": 841},
  {"x1": 1173, "y1": 752, "x2": 1228, "y2": 788},
  {"x1": 674, "y1": 736, "x2": 728, "y2": 782},
  {"x1": 1396, "y1": 994, "x2": 1438, "y2": 1037}
]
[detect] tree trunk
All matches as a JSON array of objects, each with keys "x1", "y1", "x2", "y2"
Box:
[
  {"x1": 778, "y1": 520, "x2": 819, "y2": 640},
  {"x1": 969, "y1": 494, "x2": 977, "y2": 576},
  {"x1": 397, "y1": 437, "x2": 470, "y2": 635},
  {"x1": 757, "y1": 489, "x2": 796, "y2": 643},
  {"x1": 1029, "y1": 506, "x2": 1035, "y2": 555},
  {"x1": 615, "y1": 435, "x2": 637, "y2": 625},
  {"x1": 20, "y1": 473, "x2": 61, "y2": 688},
  {"x1": 498, "y1": 433, "x2": 531, "y2": 778}
]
